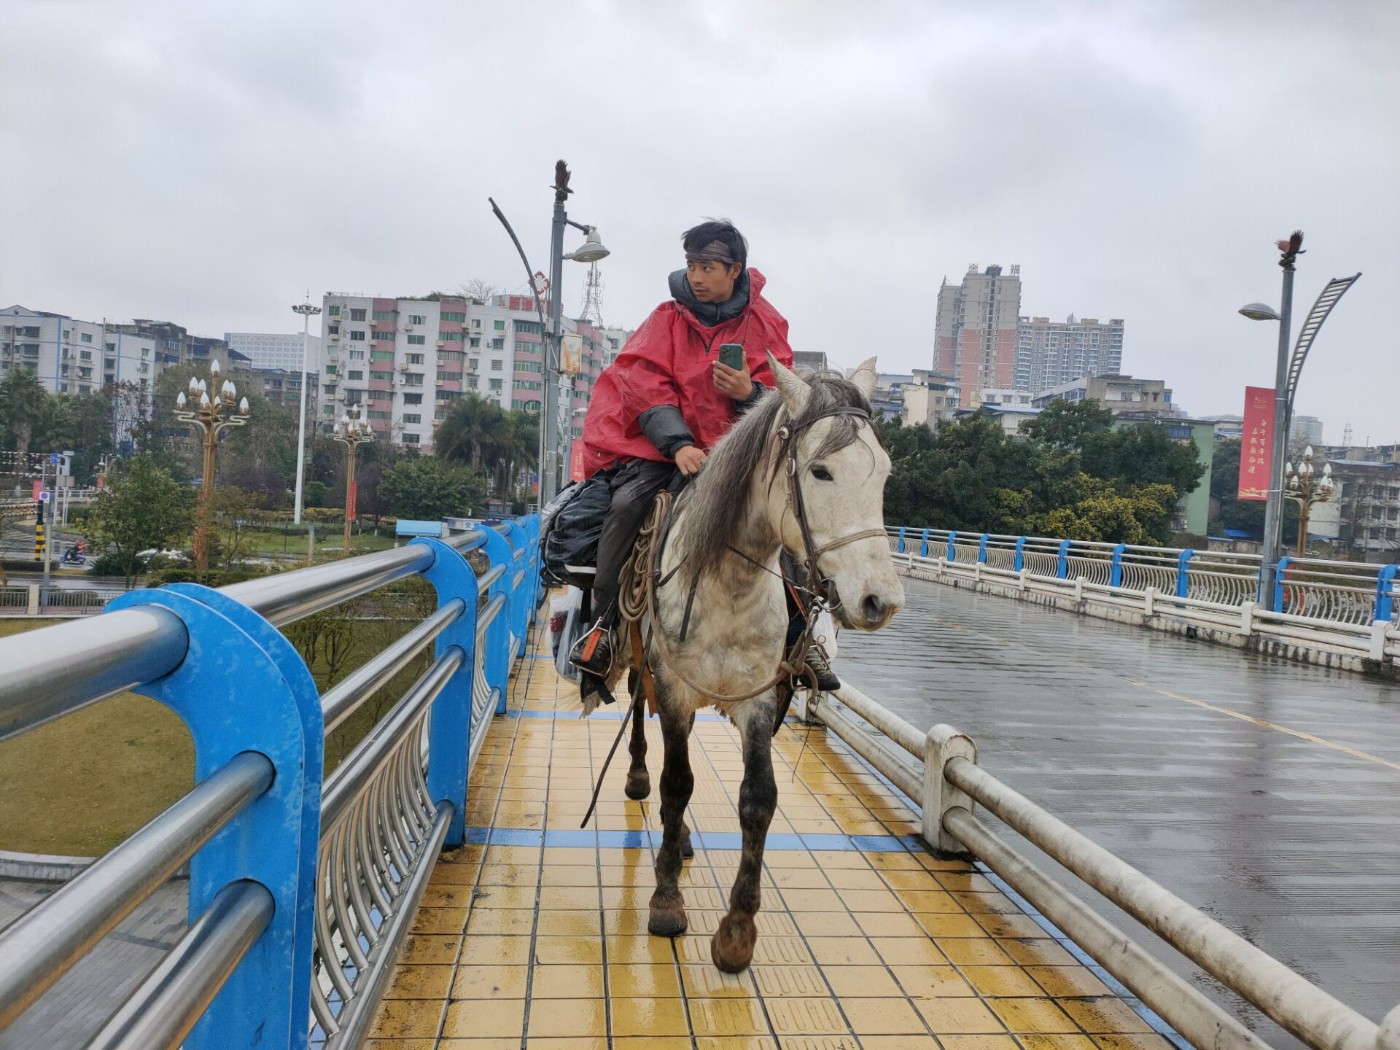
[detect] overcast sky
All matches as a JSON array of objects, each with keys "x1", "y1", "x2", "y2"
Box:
[{"x1": 2, "y1": 0, "x2": 1395, "y2": 445}]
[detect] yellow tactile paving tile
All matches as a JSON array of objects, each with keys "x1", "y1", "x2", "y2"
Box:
[{"x1": 362, "y1": 633, "x2": 1177, "y2": 1048}]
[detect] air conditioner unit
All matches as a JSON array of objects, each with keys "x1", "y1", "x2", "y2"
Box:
[
  {"x1": 436, "y1": 339, "x2": 445, "y2": 347},
  {"x1": 404, "y1": 324, "x2": 415, "y2": 331},
  {"x1": 397, "y1": 363, "x2": 410, "y2": 372}
]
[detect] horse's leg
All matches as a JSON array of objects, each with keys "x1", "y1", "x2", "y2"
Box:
[
  {"x1": 679, "y1": 711, "x2": 696, "y2": 859},
  {"x1": 647, "y1": 683, "x2": 694, "y2": 937},
  {"x1": 625, "y1": 672, "x2": 650, "y2": 800},
  {"x1": 712, "y1": 696, "x2": 778, "y2": 973}
]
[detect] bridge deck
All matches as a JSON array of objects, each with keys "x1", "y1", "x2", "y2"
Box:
[{"x1": 364, "y1": 638, "x2": 1172, "y2": 1050}]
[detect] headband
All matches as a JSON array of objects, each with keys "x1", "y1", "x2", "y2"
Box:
[{"x1": 684, "y1": 239, "x2": 736, "y2": 265}]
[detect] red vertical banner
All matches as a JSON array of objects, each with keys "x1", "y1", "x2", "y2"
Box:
[
  {"x1": 1238, "y1": 386, "x2": 1275, "y2": 501},
  {"x1": 346, "y1": 479, "x2": 358, "y2": 523},
  {"x1": 569, "y1": 442, "x2": 585, "y2": 483}
]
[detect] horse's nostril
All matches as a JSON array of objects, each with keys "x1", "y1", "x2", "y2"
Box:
[{"x1": 860, "y1": 594, "x2": 887, "y2": 624}]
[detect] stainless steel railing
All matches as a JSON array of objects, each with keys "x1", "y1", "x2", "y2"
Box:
[
  {"x1": 801, "y1": 683, "x2": 1399, "y2": 1050},
  {"x1": 0, "y1": 518, "x2": 540, "y2": 1050}
]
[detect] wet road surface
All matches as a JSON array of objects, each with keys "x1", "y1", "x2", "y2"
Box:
[{"x1": 837, "y1": 575, "x2": 1400, "y2": 1048}]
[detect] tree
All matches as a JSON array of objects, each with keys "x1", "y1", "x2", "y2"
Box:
[
  {"x1": 0, "y1": 368, "x2": 49, "y2": 463},
  {"x1": 85, "y1": 454, "x2": 195, "y2": 586},
  {"x1": 436, "y1": 395, "x2": 538, "y2": 501},
  {"x1": 1023, "y1": 474, "x2": 1180, "y2": 545},
  {"x1": 1209, "y1": 438, "x2": 1268, "y2": 539},
  {"x1": 457, "y1": 278, "x2": 500, "y2": 303},
  {"x1": 1019, "y1": 399, "x2": 1114, "y2": 449},
  {"x1": 379, "y1": 455, "x2": 486, "y2": 520}
]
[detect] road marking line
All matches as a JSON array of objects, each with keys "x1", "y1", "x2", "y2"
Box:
[{"x1": 1154, "y1": 688, "x2": 1400, "y2": 772}]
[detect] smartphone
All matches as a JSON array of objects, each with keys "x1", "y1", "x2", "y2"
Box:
[{"x1": 718, "y1": 343, "x2": 745, "y2": 371}]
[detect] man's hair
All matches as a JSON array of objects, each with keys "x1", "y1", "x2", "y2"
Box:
[{"x1": 682, "y1": 219, "x2": 748, "y2": 271}]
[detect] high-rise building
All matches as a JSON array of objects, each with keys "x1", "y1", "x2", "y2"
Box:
[
  {"x1": 934, "y1": 264, "x2": 1022, "y2": 407},
  {"x1": 225, "y1": 331, "x2": 322, "y2": 373},
  {"x1": 1014, "y1": 314, "x2": 1124, "y2": 394}
]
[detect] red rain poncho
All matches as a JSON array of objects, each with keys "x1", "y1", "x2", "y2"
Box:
[{"x1": 578, "y1": 269, "x2": 794, "y2": 478}]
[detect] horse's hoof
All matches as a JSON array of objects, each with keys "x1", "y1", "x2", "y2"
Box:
[
  {"x1": 625, "y1": 770, "x2": 651, "y2": 801},
  {"x1": 710, "y1": 914, "x2": 757, "y2": 973},
  {"x1": 681, "y1": 823, "x2": 694, "y2": 860},
  {"x1": 647, "y1": 891, "x2": 688, "y2": 937}
]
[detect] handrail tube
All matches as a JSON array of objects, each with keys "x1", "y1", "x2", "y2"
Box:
[
  {"x1": 943, "y1": 756, "x2": 1377, "y2": 1050},
  {"x1": 830, "y1": 683, "x2": 924, "y2": 759},
  {"x1": 321, "y1": 652, "x2": 463, "y2": 829},
  {"x1": 942, "y1": 808, "x2": 1270, "y2": 1050},
  {"x1": 321, "y1": 599, "x2": 465, "y2": 734},
  {"x1": 813, "y1": 698, "x2": 921, "y2": 801},
  {"x1": 85, "y1": 879, "x2": 275, "y2": 1050},
  {"x1": 0, "y1": 751, "x2": 274, "y2": 1028},
  {"x1": 0, "y1": 606, "x2": 189, "y2": 744},
  {"x1": 221, "y1": 530, "x2": 485, "y2": 627},
  {"x1": 324, "y1": 802, "x2": 453, "y2": 1048},
  {"x1": 477, "y1": 562, "x2": 506, "y2": 592}
]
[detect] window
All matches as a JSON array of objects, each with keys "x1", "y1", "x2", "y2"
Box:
[
  {"x1": 489, "y1": 378, "x2": 503, "y2": 391},
  {"x1": 325, "y1": 365, "x2": 337, "y2": 376},
  {"x1": 408, "y1": 314, "x2": 426, "y2": 325},
  {"x1": 348, "y1": 349, "x2": 365, "y2": 360},
  {"x1": 328, "y1": 305, "x2": 341, "y2": 317},
  {"x1": 471, "y1": 319, "x2": 481, "y2": 330},
  {"x1": 405, "y1": 353, "x2": 424, "y2": 365},
  {"x1": 350, "y1": 308, "x2": 367, "y2": 321},
  {"x1": 347, "y1": 370, "x2": 364, "y2": 381},
  {"x1": 441, "y1": 331, "x2": 464, "y2": 342},
  {"x1": 490, "y1": 338, "x2": 504, "y2": 350},
  {"x1": 403, "y1": 392, "x2": 423, "y2": 405},
  {"x1": 489, "y1": 359, "x2": 502, "y2": 371},
  {"x1": 493, "y1": 320, "x2": 505, "y2": 331},
  {"x1": 369, "y1": 370, "x2": 393, "y2": 381},
  {"x1": 436, "y1": 370, "x2": 456, "y2": 381},
  {"x1": 515, "y1": 360, "x2": 543, "y2": 373},
  {"x1": 436, "y1": 390, "x2": 462, "y2": 401},
  {"x1": 368, "y1": 409, "x2": 390, "y2": 421},
  {"x1": 514, "y1": 320, "x2": 543, "y2": 335},
  {"x1": 406, "y1": 334, "x2": 425, "y2": 345},
  {"x1": 327, "y1": 325, "x2": 340, "y2": 335},
  {"x1": 401, "y1": 433, "x2": 420, "y2": 444},
  {"x1": 403, "y1": 373, "x2": 424, "y2": 386},
  {"x1": 349, "y1": 330, "x2": 365, "y2": 341},
  {"x1": 470, "y1": 337, "x2": 481, "y2": 348},
  {"x1": 402, "y1": 413, "x2": 421, "y2": 425},
  {"x1": 440, "y1": 311, "x2": 465, "y2": 323},
  {"x1": 80, "y1": 332, "x2": 92, "y2": 343},
  {"x1": 371, "y1": 350, "x2": 394, "y2": 361},
  {"x1": 372, "y1": 310, "x2": 396, "y2": 321},
  {"x1": 467, "y1": 376, "x2": 479, "y2": 390}
]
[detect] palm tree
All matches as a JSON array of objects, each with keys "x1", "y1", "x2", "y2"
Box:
[{"x1": 0, "y1": 368, "x2": 49, "y2": 464}]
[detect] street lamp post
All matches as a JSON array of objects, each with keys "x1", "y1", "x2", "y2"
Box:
[
  {"x1": 333, "y1": 403, "x2": 374, "y2": 556},
  {"x1": 173, "y1": 360, "x2": 250, "y2": 574},
  {"x1": 291, "y1": 301, "x2": 322, "y2": 525},
  {"x1": 1238, "y1": 233, "x2": 1360, "y2": 608},
  {"x1": 489, "y1": 160, "x2": 609, "y2": 506},
  {"x1": 1284, "y1": 446, "x2": 1333, "y2": 557}
]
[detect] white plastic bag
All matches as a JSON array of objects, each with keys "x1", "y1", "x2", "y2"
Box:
[{"x1": 550, "y1": 586, "x2": 585, "y2": 683}]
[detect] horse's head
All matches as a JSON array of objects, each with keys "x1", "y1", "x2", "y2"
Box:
[{"x1": 769, "y1": 355, "x2": 904, "y2": 631}]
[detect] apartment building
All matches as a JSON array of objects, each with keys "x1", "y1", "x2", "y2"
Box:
[
  {"x1": 1033, "y1": 374, "x2": 1174, "y2": 417},
  {"x1": 1014, "y1": 314, "x2": 1124, "y2": 393},
  {"x1": 320, "y1": 291, "x2": 626, "y2": 452},
  {"x1": 934, "y1": 264, "x2": 1022, "y2": 407}
]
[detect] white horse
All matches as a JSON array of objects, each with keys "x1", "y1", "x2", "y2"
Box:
[{"x1": 610, "y1": 355, "x2": 903, "y2": 973}]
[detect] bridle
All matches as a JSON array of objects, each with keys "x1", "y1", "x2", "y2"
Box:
[{"x1": 775, "y1": 404, "x2": 888, "y2": 610}]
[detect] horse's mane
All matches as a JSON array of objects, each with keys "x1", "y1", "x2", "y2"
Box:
[{"x1": 680, "y1": 370, "x2": 873, "y2": 585}]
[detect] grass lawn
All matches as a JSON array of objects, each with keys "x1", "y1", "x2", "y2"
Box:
[{"x1": 0, "y1": 606, "x2": 431, "y2": 857}]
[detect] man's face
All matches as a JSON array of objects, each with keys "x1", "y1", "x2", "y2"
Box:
[{"x1": 686, "y1": 260, "x2": 742, "y2": 303}]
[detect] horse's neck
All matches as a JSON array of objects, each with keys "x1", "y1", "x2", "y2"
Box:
[{"x1": 670, "y1": 469, "x2": 783, "y2": 597}]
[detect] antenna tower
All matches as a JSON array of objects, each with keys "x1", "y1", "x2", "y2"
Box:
[
  {"x1": 1342, "y1": 423, "x2": 1353, "y2": 448},
  {"x1": 579, "y1": 262, "x2": 605, "y2": 327}
]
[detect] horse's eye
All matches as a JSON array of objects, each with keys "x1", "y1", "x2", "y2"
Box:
[{"x1": 811, "y1": 464, "x2": 834, "y2": 481}]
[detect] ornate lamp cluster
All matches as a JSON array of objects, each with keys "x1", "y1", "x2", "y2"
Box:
[
  {"x1": 173, "y1": 359, "x2": 250, "y2": 573},
  {"x1": 333, "y1": 403, "x2": 374, "y2": 555},
  {"x1": 1283, "y1": 445, "x2": 1334, "y2": 556}
]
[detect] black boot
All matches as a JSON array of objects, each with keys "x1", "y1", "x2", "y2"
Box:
[
  {"x1": 569, "y1": 621, "x2": 614, "y2": 677},
  {"x1": 804, "y1": 645, "x2": 840, "y2": 692}
]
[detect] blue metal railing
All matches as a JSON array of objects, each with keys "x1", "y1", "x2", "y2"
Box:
[
  {"x1": 0, "y1": 516, "x2": 541, "y2": 1050},
  {"x1": 888, "y1": 525, "x2": 1399, "y2": 625}
]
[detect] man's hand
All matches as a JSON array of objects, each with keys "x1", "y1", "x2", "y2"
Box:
[
  {"x1": 712, "y1": 360, "x2": 754, "y2": 401},
  {"x1": 673, "y1": 445, "x2": 708, "y2": 476}
]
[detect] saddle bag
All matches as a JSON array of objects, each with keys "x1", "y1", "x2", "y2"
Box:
[{"x1": 541, "y1": 474, "x2": 613, "y2": 589}]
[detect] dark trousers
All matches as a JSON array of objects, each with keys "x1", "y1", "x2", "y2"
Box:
[{"x1": 592, "y1": 458, "x2": 681, "y2": 625}]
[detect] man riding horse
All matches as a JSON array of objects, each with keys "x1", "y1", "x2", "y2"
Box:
[{"x1": 570, "y1": 219, "x2": 839, "y2": 691}]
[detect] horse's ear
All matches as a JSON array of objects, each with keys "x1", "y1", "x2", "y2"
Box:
[
  {"x1": 769, "y1": 352, "x2": 810, "y2": 415},
  {"x1": 849, "y1": 357, "x2": 878, "y2": 400}
]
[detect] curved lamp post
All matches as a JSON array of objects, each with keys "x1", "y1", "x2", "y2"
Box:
[
  {"x1": 333, "y1": 403, "x2": 374, "y2": 555},
  {"x1": 489, "y1": 160, "x2": 609, "y2": 506},
  {"x1": 173, "y1": 360, "x2": 250, "y2": 574},
  {"x1": 1284, "y1": 446, "x2": 1334, "y2": 557},
  {"x1": 1238, "y1": 232, "x2": 1360, "y2": 606}
]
